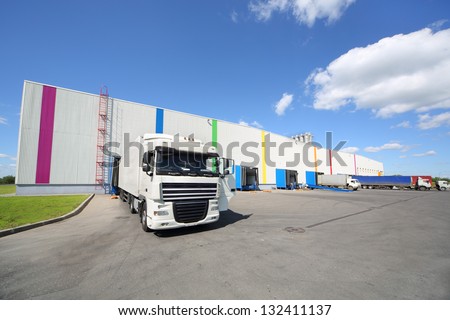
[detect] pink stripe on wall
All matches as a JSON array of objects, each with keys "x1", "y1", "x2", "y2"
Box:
[{"x1": 35, "y1": 86, "x2": 57, "y2": 184}]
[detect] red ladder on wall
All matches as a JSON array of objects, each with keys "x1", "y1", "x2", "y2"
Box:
[{"x1": 95, "y1": 86, "x2": 110, "y2": 191}]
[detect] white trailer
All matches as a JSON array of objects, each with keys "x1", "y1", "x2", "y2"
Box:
[
  {"x1": 116, "y1": 134, "x2": 235, "y2": 232},
  {"x1": 317, "y1": 174, "x2": 361, "y2": 190}
]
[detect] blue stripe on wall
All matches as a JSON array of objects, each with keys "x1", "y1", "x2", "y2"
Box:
[{"x1": 156, "y1": 108, "x2": 164, "y2": 133}]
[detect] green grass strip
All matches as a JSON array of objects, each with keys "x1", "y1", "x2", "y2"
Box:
[
  {"x1": 0, "y1": 194, "x2": 89, "y2": 230},
  {"x1": 0, "y1": 185, "x2": 16, "y2": 195}
]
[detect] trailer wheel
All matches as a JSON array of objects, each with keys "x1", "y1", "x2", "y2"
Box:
[
  {"x1": 119, "y1": 189, "x2": 125, "y2": 202},
  {"x1": 141, "y1": 202, "x2": 150, "y2": 232}
]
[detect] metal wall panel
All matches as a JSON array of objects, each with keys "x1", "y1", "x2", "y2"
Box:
[
  {"x1": 16, "y1": 82, "x2": 43, "y2": 184},
  {"x1": 163, "y1": 110, "x2": 212, "y2": 143},
  {"x1": 50, "y1": 88, "x2": 99, "y2": 184},
  {"x1": 216, "y1": 121, "x2": 263, "y2": 178},
  {"x1": 112, "y1": 100, "x2": 156, "y2": 158},
  {"x1": 331, "y1": 150, "x2": 355, "y2": 175}
]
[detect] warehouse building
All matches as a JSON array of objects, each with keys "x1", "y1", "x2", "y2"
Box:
[{"x1": 16, "y1": 81, "x2": 384, "y2": 195}]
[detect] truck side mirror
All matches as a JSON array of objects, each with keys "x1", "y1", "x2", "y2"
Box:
[
  {"x1": 142, "y1": 163, "x2": 152, "y2": 173},
  {"x1": 219, "y1": 158, "x2": 234, "y2": 175}
]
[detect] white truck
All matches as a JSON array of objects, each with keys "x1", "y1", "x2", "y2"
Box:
[
  {"x1": 436, "y1": 180, "x2": 448, "y2": 191},
  {"x1": 116, "y1": 134, "x2": 235, "y2": 232},
  {"x1": 317, "y1": 174, "x2": 361, "y2": 190}
]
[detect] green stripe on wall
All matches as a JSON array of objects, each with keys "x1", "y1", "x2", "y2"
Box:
[
  {"x1": 212, "y1": 119, "x2": 218, "y2": 147},
  {"x1": 212, "y1": 119, "x2": 218, "y2": 172}
]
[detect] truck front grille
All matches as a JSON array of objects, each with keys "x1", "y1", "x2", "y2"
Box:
[
  {"x1": 173, "y1": 200, "x2": 209, "y2": 223},
  {"x1": 161, "y1": 182, "x2": 217, "y2": 201}
]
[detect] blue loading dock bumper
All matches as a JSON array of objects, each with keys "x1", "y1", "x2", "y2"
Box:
[{"x1": 307, "y1": 185, "x2": 353, "y2": 192}]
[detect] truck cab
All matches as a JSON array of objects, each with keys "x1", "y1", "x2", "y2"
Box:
[
  {"x1": 348, "y1": 178, "x2": 361, "y2": 191},
  {"x1": 117, "y1": 134, "x2": 235, "y2": 231},
  {"x1": 415, "y1": 177, "x2": 432, "y2": 191},
  {"x1": 436, "y1": 181, "x2": 448, "y2": 191}
]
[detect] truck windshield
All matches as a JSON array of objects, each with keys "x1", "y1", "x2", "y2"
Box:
[{"x1": 155, "y1": 150, "x2": 219, "y2": 177}]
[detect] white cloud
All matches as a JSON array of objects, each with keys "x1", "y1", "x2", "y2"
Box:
[
  {"x1": 391, "y1": 121, "x2": 411, "y2": 129},
  {"x1": 274, "y1": 93, "x2": 294, "y2": 116},
  {"x1": 249, "y1": 0, "x2": 355, "y2": 27},
  {"x1": 364, "y1": 143, "x2": 404, "y2": 153},
  {"x1": 0, "y1": 116, "x2": 7, "y2": 125},
  {"x1": 417, "y1": 112, "x2": 450, "y2": 130},
  {"x1": 413, "y1": 150, "x2": 437, "y2": 157},
  {"x1": 0, "y1": 154, "x2": 10, "y2": 158},
  {"x1": 250, "y1": 121, "x2": 264, "y2": 129},
  {"x1": 340, "y1": 146, "x2": 359, "y2": 154},
  {"x1": 9, "y1": 164, "x2": 16, "y2": 167},
  {"x1": 429, "y1": 19, "x2": 448, "y2": 31},
  {"x1": 231, "y1": 10, "x2": 239, "y2": 23},
  {"x1": 399, "y1": 155, "x2": 408, "y2": 159},
  {"x1": 238, "y1": 119, "x2": 264, "y2": 129},
  {"x1": 306, "y1": 28, "x2": 450, "y2": 118}
]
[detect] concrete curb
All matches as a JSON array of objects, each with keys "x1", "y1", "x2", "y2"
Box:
[{"x1": 0, "y1": 194, "x2": 95, "y2": 238}]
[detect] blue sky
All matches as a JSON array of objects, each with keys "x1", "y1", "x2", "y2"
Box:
[{"x1": 1, "y1": 0, "x2": 450, "y2": 178}]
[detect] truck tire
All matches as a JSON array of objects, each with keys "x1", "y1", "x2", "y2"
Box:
[
  {"x1": 119, "y1": 189, "x2": 125, "y2": 202},
  {"x1": 347, "y1": 185, "x2": 354, "y2": 191},
  {"x1": 441, "y1": 187, "x2": 446, "y2": 191},
  {"x1": 419, "y1": 186, "x2": 426, "y2": 191},
  {"x1": 141, "y1": 202, "x2": 150, "y2": 232},
  {"x1": 129, "y1": 196, "x2": 137, "y2": 214}
]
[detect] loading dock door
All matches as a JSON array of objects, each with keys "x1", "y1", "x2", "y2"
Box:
[
  {"x1": 235, "y1": 165, "x2": 242, "y2": 190},
  {"x1": 277, "y1": 169, "x2": 298, "y2": 189},
  {"x1": 235, "y1": 165, "x2": 259, "y2": 190},
  {"x1": 286, "y1": 170, "x2": 298, "y2": 188},
  {"x1": 276, "y1": 169, "x2": 286, "y2": 189},
  {"x1": 306, "y1": 171, "x2": 317, "y2": 185},
  {"x1": 241, "y1": 166, "x2": 259, "y2": 191}
]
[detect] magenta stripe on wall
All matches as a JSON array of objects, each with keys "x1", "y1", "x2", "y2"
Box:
[{"x1": 35, "y1": 86, "x2": 57, "y2": 184}]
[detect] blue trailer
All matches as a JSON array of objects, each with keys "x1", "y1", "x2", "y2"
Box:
[{"x1": 353, "y1": 175, "x2": 412, "y2": 189}]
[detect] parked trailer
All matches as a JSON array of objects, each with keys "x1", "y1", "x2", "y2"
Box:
[
  {"x1": 114, "y1": 133, "x2": 235, "y2": 232},
  {"x1": 317, "y1": 174, "x2": 361, "y2": 190},
  {"x1": 353, "y1": 175, "x2": 431, "y2": 190}
]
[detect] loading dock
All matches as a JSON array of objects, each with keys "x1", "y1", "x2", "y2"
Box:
[
  {"x1": 306, "y1": 171, "x2": 317, "y2": 186},
  {"x1": 276, "y1": 169, "x2": 298, "y2": 189},
  {"x1": 235, "y1": 165, "x2": 259, "y2": 191}
]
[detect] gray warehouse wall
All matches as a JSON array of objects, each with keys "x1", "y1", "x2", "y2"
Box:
[{"x1": 16, "y1": 81, "x2": 384, "y2": 195}]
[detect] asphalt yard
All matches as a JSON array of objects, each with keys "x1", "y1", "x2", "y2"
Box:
[{"x1": 0, "y1": 189, "x2": 449, "y2": 299}]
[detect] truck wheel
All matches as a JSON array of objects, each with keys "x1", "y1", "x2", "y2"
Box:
[
  {"x1": 119, "y1": 189, "x2": 125, "y2": 202},
  {"x1": 419, "y1": 186, "x2": 426, "y2": 191},
  {"x1": 347, "y1": 186, "x2": 354, "y2": 191},
  {"x1": 441, "y1": 187, "x2": 446, "y2": 191},
  {"x1": 129, "y1": 197, "x2": 137, "y2": 214},
  {"x1": 141, "y1": 202, "x2": 150, "y2": 232}
]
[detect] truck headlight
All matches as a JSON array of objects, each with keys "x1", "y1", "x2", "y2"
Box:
[
  {"x1": 211, "y1": 205, "x2": 219, "y2": 211},
  {"x1": 154, "y1": 210, "x2": 169, "y2": 216}
]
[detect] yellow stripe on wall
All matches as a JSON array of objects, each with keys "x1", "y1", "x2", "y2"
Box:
[
  {"x1": 261, "y1": 130, "x2": 267, "y2": 184},
  {"x1": 314, "y1": 146, "x2": 318, "y2": 173}
]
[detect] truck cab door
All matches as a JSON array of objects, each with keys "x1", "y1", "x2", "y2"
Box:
[{"x1": 218, "y1": 158, "x2": 236, "y2": 212}]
